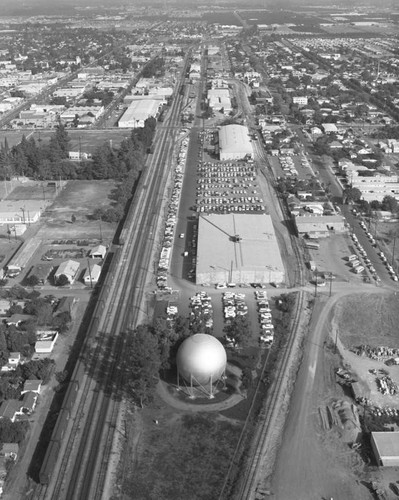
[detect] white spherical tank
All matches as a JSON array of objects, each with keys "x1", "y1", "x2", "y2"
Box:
[{"x1": 176, "y1": 334, "x2": 227, "y2": 386}]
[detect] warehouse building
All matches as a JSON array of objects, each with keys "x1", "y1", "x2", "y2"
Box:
[
  {"x1": 118, "y1": 99, "x2": 162, "y2": 128},
  {"x1": 371, "y1": 432, "x2": 399, "y2": 466},
  {"x1": 218, "y1": 124, "x2": 253, "y2": 161},
  {"x1": 196, "y1": 214, "x2": 285, "y2": 285}
]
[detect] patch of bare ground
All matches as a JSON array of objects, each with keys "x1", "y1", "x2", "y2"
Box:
[
  {"x1": 38, "y1": 180, "x2": 118, "y2": 241},
  {"x1": 331, "y1": 292, "x2": 399, "y2": 499}
]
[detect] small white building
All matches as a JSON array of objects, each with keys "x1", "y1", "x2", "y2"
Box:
[
  {"x1": 35, "y1": 331, "x2": 58, "y2": 354},
  {"x1": 89, "y1": 245, "x2": 106, "y2": 259},
  {"x1": 83, "y1": 264, "x2": 102, "y2": 285}
]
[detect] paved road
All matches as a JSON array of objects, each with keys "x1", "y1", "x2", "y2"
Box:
[{"x1": 270, "y1": 287, "x2": 379, "y2": 500}]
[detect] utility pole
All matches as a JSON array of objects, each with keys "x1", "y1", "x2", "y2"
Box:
[
  {"x1": 20, "y1": 207, "x2": 26, "y2": 225},
  {"x1": 99, "y1": 215, "x2": 103, "y2": 243},
  {"x1": 329, "y1": 272, "x2": 333, "y2": 297},
  {"x1": 392, "y1": 237, "x2": 396, "y2": 268},
  {"x1": 87, "y1": 258, "x2": 93, "y2": 288}
]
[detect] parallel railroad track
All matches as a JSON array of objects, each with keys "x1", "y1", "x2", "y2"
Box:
[
  {"x1": 235, "y1": 289, "x2": 307, "y2": 500},
  {"x1": 31, "y1": 54, "x2": 189, "y2": 500}
]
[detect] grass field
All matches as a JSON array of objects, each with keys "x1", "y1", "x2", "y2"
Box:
[
  {"x1": 335, "y1": 293, "x2": 399, "y2": 348},
  {"x1": 0, "y1": 129, "x2": 131, "y2": 154},
  {"x1": 119, "y1": 396, "x2": 242, "y2": 500}
]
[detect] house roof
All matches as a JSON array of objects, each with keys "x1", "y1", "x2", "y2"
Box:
[
  {"x1": 55, "y1": 259, "x2": 79, "y2": 278},
  {"x1": 55, "y1": 296, "x2": 75, "y2": 315},
  {"x1": 22, "y1": 379, "x2": 42, "y2": 394},
  {"x1": 1, "y1": 443, "x2": 18, "y2": 455},
  {"x1": 90, "y1": 244, "x2": 106, "y2": 256},
  {"x1": 0, "y1": 400, "x2": 22, "y2": 419},
  {"x1": 22, "y1": 391, "x2": 37, "y2": 410}
]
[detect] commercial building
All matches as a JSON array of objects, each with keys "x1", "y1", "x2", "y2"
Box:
[
  {"x1": 371, "y1": 432, "x2": 399, "y2": 467},
  {"x1": 118, "y1": 99, "x2": 162, "y2": 128},
  {"x1": 196, "y1": 213, "x2": 285, "y2": 285},
  {"x1": 295, "y1": 214, "x2": 347, "y2": 238},
  {"x1": 349, "y1": 171, "x2": 399, "y2": 203},
  {"x1": 218, "y1": 124, "x2": 253, "y2": 161},
  {"x1": 208, "y1": 88, "x2": 231, "y2": 113},
  {"x1": 0, "y1": 200, "x2": 43, "y2": 224}
]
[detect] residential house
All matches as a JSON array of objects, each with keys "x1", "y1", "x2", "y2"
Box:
[
  {"x1": 21, "y1": 392, "x2": 37, "y2": 414},
  {"x1": 0, "y1": 400, "x2": 23, "y2": 422},
  {"x1": 22, "y1": 380, "x2": 42, "y2": 395},
  {"x1": 1, "y1": 443, "x2": 18, "y2": 460},
  {"x1": 55, "y1": 260, "x2": 80, "y2": 284}
]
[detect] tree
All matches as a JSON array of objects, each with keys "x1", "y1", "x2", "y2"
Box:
[
  {"x1": 381, "y1": 195, "x2": 399, "y2": 213},
  {"x1": 24, "y1": 275, "x2": 39, "y2": 289},
  {"x1": 0, "y1": 418, "x2": 29, "y2": 443},
  {"x1": 56, "y1": 274, "x2": 70, "y2": 287},
  {"x1": 343, "y1": 187, "x2": 362, "y2": 204},
  {"x1": 124, "y1": 325, "x2": 161, "y2": 407},
  {"x1": 223, "y1": 316, "x2": 251, "y2": 347}
]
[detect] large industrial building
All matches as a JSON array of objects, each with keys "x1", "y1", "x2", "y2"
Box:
[
  {"x1": 118, "y1": 99, "x2": 162, "y2": 128},
  {"x1": 196, "y1": 213, "x2": 285, "y2": 285},
  {"x1": 218, "y1": 124, "x2": 253, "y2": 161},
  {"x1": 371, "y1": 432, "x2": 399, "y2": 467}
]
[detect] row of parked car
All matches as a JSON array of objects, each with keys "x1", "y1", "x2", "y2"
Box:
[
  {"x1": 357, "y1": 221, "x2": 398, "y2": 281},
  {"x1": 195, "y1": 159, "x2": 266, "y2": 214},
  {"x1": 278, "y1": 155, "x2": 299, "y2": 178},
  {"x1": 156, "y1": 133, "x2": 189, "y2": 289},
  {"x1": 350, "y1": 232, "x2": 376, "y2": 278},
  {"x1": 222, "y1": 291, "x2": 248, "y2": 320},
  {"x1": 189, "y1": 292, "x2": 213, "y2": 331},
  {"x1": 255, "y1": 290, "x2": 275, "y2": 347}
]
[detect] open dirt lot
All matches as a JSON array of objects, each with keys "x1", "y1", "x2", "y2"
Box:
[
  {"x1": 37, "y1": 180, "x2": 117, "y2": 241},
  {"x1": 271, "y1": 291, "x2": 399, "y2": 500}
]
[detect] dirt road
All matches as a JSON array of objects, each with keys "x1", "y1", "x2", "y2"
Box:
[{"x1": 269, "y1": 289, "x2": 375, "y2": 500}]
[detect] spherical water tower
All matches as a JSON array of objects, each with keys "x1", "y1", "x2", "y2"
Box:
[{"x1": 176, "y1": 333, "x2": 227, "y2": 399}]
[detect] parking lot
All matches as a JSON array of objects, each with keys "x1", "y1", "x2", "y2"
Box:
[
  {"x1": 196, "y1": 160, "x2": 266, "y2": 214},
  {"x1": 268, "y1": 153, "x2": 316, "y2": 181}
]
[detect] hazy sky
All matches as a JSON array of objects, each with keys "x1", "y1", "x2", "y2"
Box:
[{"x1": 0, "y1": 0, "x2": 394, "y2": 17}]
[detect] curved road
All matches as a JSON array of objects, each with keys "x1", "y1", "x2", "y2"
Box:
[{"x1": 268, "y1": 286, "x2": 388, "y2": 500}]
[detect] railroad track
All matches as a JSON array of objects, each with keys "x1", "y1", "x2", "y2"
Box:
[
  {"x1": 234, "y1": 289, "x2": 307, "y2": 500},
  {"x1": 34, "y1": 57, "x2": 189, "y2": 500}
]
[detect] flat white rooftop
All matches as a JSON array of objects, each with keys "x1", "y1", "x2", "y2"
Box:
[{"x1": 196, "y1": 213, "x2": 285, "y2": 284}]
